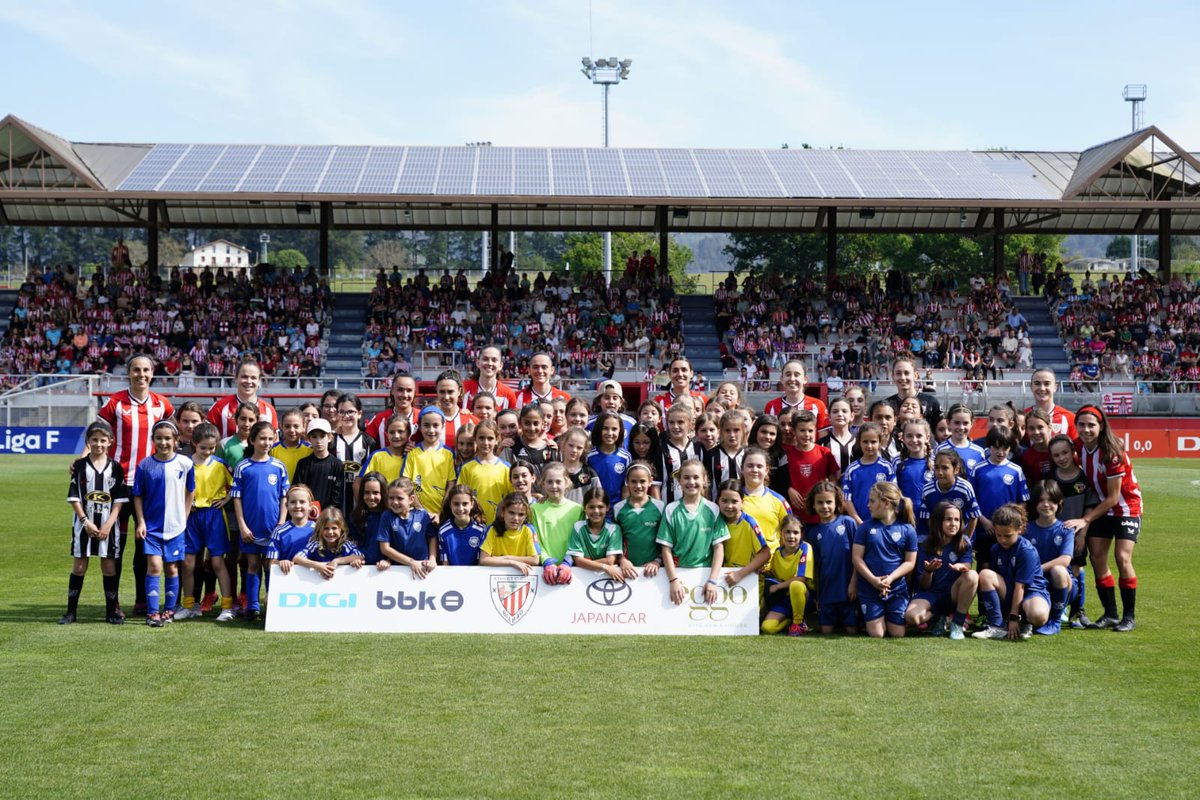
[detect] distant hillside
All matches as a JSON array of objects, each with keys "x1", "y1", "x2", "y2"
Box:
[{"x1": 675, "y1": 232, "x2": 733, "y2": 273}]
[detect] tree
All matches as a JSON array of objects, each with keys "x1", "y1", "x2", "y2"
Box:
[
  {"x1": 1106, "y1": 235, "x2": 1132, "y2": 260},
  {"x1": 364, "y1": 239, "x2": 412, "y2": 274},
  {"x1": 562, "y1": 231, "x2": 694, "y2": 288},
  {"x1": 272, "y1": 248, "x2": 308, "y2": 269}
]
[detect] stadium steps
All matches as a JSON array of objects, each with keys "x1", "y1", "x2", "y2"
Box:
[
  {"x1": 325, "y1": 292, "x2": 371, "y2": 378},
  {"x1": 1012, "y1": 295, "x2": 1071, "y2": 378},
  {"x1": 678, "y1": 295, "x2": 725, "y2": 379},
  {"x1": 0, "y1": 289, "x2": 17, "y2": 340}
]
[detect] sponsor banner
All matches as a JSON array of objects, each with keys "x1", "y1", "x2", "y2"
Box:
[
  {"x1": 967, "y1": 417, "x2": 1200, "y2": 458},
  {"x1": 0, "y1": 426, "x2": 86, "y2": 455},
  {"x1": 266, "y1": 566, "x2": 758, "y2": 636}
]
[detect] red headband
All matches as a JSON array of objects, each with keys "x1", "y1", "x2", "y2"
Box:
[{"x1": 1076, "y1": 405, "x2": 1105, "y2": 421}]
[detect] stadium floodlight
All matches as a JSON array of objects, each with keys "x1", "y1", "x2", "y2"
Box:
[
  {"x1": 580, "y1": 53, "x2": 633, "y2": 286},
  {"x1": 1123, "y1": 84, "x2": 1148, "y2": 275}
]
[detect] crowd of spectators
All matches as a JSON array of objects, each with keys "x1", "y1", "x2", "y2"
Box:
[
  {"x1": 1, "y1": 261, "x2": 331, "y2": 386},
  {"x1": 715, "y1": 269, "x2": 1034, "y2": 387},
  {"x1": 361, "y1": 256, "x2": 683, "y2": 386},
  {"x1": 1050, "y1": 268, "x2": 1200, "y2": 391}
]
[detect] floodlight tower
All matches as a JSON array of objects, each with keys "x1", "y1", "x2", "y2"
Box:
[
  {"x1": 1124, "y1": 84, "x2": 1147, "y2": 274},
  {"x1": 581, "y1": 56, "x2": 632, "y2": 286}
]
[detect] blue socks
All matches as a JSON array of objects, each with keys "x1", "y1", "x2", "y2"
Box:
[
  {"x1": 246, "y1": 572, "x2": 261, "y2": 611},
  {"x1": 979, "y1": 589, "x2": 1003, "y2": 627},
  {"x1": 146, "y1": 574, "x2": 160, "y2": 616},
  {"x1": 1050, "y1": 583, "x2": 1070, "y2": 622},
  {"x1": 165, "y1": 575, "x2": 179, "y2": 614}
]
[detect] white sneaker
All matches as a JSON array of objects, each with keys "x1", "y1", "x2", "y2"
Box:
[
  {"x1": 215, "y1": 609, "x2": 236, "y2": 622},
  {"x1": 174, "y1": 606, "x2": 202, "y2": 621},
  {"x1": 972, "y1": 625, "x2": 1008, "y2": 640}
]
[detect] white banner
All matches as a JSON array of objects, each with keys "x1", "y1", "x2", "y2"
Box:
[{"x1": 266, "y1": 565, "x2": 759, "y2": 636}]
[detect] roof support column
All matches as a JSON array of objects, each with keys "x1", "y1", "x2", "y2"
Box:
[
  {"x1": 657, "y1": 205, "x2": 669, "y2": 279},
  {"x1": 992, "y1": 207, "x2": 1005, "y2": 280},
  {"x1": 319, "y1": 201, "x2": 332, "y2": 276},
  {"x1": 147, "y1": 202, "x2": 159, "y2": 272},
  {"x1": 490, "y1": 204, "x2": 500, "y2": 279},
  {"x1": 1158, "y1": 208, "x2": 1172, "y2": 279},
  {"x1": 825, "y1": 207, "x2": 838, "y2": 282}
]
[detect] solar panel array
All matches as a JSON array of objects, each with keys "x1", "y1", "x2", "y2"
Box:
[{"x1": 115, "y1": 144, "x2": 1058, "y2": 200}]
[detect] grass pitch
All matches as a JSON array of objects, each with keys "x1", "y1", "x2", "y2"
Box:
[{"x1": 2, "y1": 456, "x2": 1198, "y2": 799}]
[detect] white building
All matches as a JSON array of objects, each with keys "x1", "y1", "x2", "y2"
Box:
[{"x1": 181, "y1": 239, "x2": 252, "y2": 269}]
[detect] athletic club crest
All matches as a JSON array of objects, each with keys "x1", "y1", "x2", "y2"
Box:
[{"x1": 491, "y1": 575, "x2": 538, "y2": 626}]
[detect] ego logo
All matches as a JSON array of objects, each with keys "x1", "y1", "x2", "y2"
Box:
[
  {"x1": 586, "y1": 578, "x2": 632, "y2": 607},
  {"x1": 686, "y1": 583, "x2": 750, "y2": 622},
  {"x1": 376, "y1": 590, "x2": 464, "y2": 612},
  {"x1": 278, "y1": 592, "x2": 357, "y2": 609}
]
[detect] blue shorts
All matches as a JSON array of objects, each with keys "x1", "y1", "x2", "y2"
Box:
[
  {"x1": 858, "y1": 586, "x2": 909, "y2": 625},
  {"x1": 241, "y1": 540, "x2": 270, "y2": 557},
  {"x1": 764, "y1": 585, "x2": 794, "y2": 617},
  {"x1": 1003, "y1": 577, "x2": 1051, "y2": 608},
  {"x1": 143, "y1": 533, "x2": 185, "y2": 562},
  {"x1": 818, "y1": 599, "x2": 858, "y2": 628},
  {"x1": 913, "y1": 590, "x2": 955, "y2": 617},
  {"x1": 186, "y1": 508, "x2": 230, "y2": 557}
]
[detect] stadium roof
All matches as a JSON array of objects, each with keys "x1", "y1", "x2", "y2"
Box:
[{"x1": 2, "y1": 114, "x2": 1199, "y2": 235}]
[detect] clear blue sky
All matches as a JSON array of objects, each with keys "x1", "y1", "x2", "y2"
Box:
[{"x1": 1, "y1": 0, "x2": 1196, "y2": 152}]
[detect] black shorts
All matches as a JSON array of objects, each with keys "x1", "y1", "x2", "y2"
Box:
[{"x1": 1087, "y1": 515, "x2": 1141, "y2": 543}]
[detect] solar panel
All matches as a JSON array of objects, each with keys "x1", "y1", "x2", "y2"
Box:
[
  {"x1": 277, "y1": 146, "x2": 334, "y2": 192},
  {"x1": 317, "y1": 146, "x2": 369, "y2": 193},
  {"x1": 622, "y1": 149, "x2": 667, "y2": 196},
  {"x1": 761, "y1": 150, "x2": 822, "y2": 197},
  {"x1": 514, "y1": 148, "x2": 550, "y2": 195},
  {"x1": 657, "y1": 149, "x2": 705, "y2": 196},
  {"x1": 357, "y1": 147, "x2": 406, "y2": 194},
  {"x1": 799, "y1": 150, "x2": 861, "y2": 198},
  {"x1": 237, "y1": 146, "x2": 297, "y2": 192},
  {"x1": 156, "y1": 145, "x2": 225, "y2": 191},
  {"x1": 935, "y1": 151, "x2": 1016, "y2": 199},
  {"x1": 693, "y1": 150, "x2": 742, "y2": 197},
  {"x1": 550, "y1": 148, "x2": 589, "y2": 195},
  {"x1": 436, "y1": 147, "x2": 475, "y2": 195},
  {"x1": 834, "y1": 151, "x2": 897, "y2": 198},
  {"x1": 117, "y1": 144, "x2": 190, "y2": 191},
  {"x1": 871, "y1": 151, "x2": 939, "y2": 199},
  {"x1": 395, "y1": 147, "x2": 438, "y2": 194},
  {"x1": 197, "y1": 145, "x2": 263, "y2": 192},
  {"x1": 586, "y1": 149, "x2": 627, "y2": 195},
  {"x1": 476, "y1": 148, "x2": 513, "y2": 195},
  {"x1": 729, "y1": 150, "x2": 785, "y2": 197}
]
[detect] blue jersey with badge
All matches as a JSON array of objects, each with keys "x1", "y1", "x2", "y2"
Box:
[
  {"x1": 970, "y1": 459, "x2": 1030, "y2": 520},
  {"x1": 266, "y1": 520, "x2": 315, "y2": 561},
  {"x1": 893, "y1": 455, "x2": 933, "y2": 531},
  {"x1": 586, "y1": 447, "x2": 633, "y2": 503},
  {"x1": 916, "y1": 541, "x2": 973, "y2": 596},
  {"x1": 841, "y1": 459, "x2": 895, "y2": 522},
  {"x1": 853, "y1": 518, "x2": 918, "y2": 592},
  {"x1": 134, "y1": 453, "x2": 196, "y2": 538},
  {"x1": 935, "y1": 439, "x2": 988, "y2": 474},
  {"x1": 438, "y1": 519, "x2": 488, "y2": 565},
  {"x1": 989, "y1": 536, "x2": 1048, "y2": 596},
  {"x1": 352, "y1": 510, "x2": 384, "y2": 564},
  {"x1": 231, "y1": 457, "x2": 290, "y2": 544},
  {"x1": 378, "y1": 507, "x2": 434, "y2": 561},
  {"x1": 920, "y1": 478, "x2": 982, "y2": 528},
  {"x1": 1023, "y1": 520, "x2": 1072, "y2": 566},
  {"x1": 809, "y1": 515, "x2": 858, "y2": 604}
]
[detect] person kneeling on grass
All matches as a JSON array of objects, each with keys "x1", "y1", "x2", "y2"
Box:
[
  {"x1": 759, "y1": 515, "x2": 816, "y2": 637},
  {"x1": 973, "y1": 503, "x2": 1050, "y2": 641}
]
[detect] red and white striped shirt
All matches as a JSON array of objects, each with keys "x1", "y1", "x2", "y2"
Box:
[
  {"x1": 515, "y1": 385, "x2": 571, "y2": 408},
  {"x1": 1023, "y1": 404, "x2": 1077, "y2": 440},
  {"x1": 207, "y1": 395, "x2": 280, "y2": 439},
  {"x1": 763, "y1": 394, "x2": 830, "y2": 431},
  {"x1": 1079, "y1": 445, "x2": 1142, "y2": 517},
  {"x1": 462, "y1": 379, "x2": 519, "y2": 412},
  {"x1": 365, "y1": 406, "x2": 419, "y2": 444},
  {"x1": 653, "y1": 388, "x2": 708, "y2": 414},
  {"x1": 97, "y1": 390, "x2": 175, "y2": 485}
]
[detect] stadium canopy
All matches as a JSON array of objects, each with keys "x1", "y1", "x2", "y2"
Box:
[{"x1": 2, "y1": 114, "x2": 1197, "y2": 274}]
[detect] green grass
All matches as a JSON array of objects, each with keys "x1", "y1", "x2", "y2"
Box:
[{"x1": 3, "y1": 455, "x2": 1198, "y2": 799}]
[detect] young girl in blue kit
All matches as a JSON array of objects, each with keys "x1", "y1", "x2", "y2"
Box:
[
  {"x1": 134, "y1": 421, "x2": 196, "y2": 627},
  {"x1": 806, "y1": 481, "x2": 858, "y2": 635},
  {"x1": 438, "y1": 484, "x2": 488, "y2": 566},
  {"x1": 851, "y1": 481, "x2": 918, "y2": 639},
  {"x1": 231, "y1": 420, "x2": 289, "y2": 621},
  {"x1": 841, "y1": 422, "x2": 894, "y2": 524},
  {"x1": 973, "y1": 503, "x2": 1051, "y2": 641},
  {"x1": 351, "y1": 471, "x2": 387, "y2": 568},
  {"x1": 904, "y1": 502, "x2": 978, "y2": 640}
]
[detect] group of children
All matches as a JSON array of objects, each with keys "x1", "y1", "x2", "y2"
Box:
[{"x1": 62, "y1": 357, "x2": 1143, "y2": 638}]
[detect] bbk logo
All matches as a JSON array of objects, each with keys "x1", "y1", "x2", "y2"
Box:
[{"x1": 376, "y1": 590, "x2": 464, "y2": 612}]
